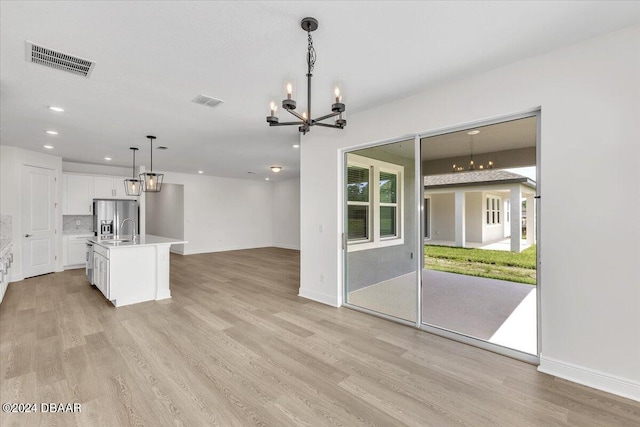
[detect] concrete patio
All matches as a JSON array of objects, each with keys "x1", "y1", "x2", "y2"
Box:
[{"x1": 347, "y1": 269, "x2": 537, "y2": 355}]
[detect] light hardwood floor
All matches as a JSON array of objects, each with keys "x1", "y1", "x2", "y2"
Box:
[{"x1": 1, "y1": 247, "x2": 639, "y2": 426}]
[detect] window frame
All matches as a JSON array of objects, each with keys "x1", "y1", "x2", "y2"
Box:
[
  {"x1": 486, "y1": 195, "x2": 502, "y2": 226},
  {"x1": 347, "y1": 153, "x2": 404, "y2": 252}
]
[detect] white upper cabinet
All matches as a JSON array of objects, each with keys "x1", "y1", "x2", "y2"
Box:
[
  {"x1": 63, "y1": 173, "x2": 138, "y2": 215},
  {"x1": 65, "y1": 174, "x2": 93, "y2": 215},
  {"x1": 93, "y1": 176, "x2": 116, "y2": 199}
]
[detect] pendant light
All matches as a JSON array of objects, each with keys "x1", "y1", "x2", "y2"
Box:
[
  {"x1": 139, "y1": 135, "x2": 164, "y2": 192},
  {"x1": 123, "y1": 147, "x2": 142, "y2": 196}
]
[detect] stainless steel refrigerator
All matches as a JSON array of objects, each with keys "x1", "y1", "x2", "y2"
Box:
[{"x1": 93, "y1": 199, "x2": 139, "y2": 239}]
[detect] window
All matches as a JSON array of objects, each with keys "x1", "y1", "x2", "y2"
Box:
[
  {"x1": 347, "y1": 154, "x2": 404, "y2": 251},
  {"x1": 347, "y1": 166, "x2": 370, "y2": 240},
  {"x1": 486, "y1": 195, "x2": 501, "y2": 225}
]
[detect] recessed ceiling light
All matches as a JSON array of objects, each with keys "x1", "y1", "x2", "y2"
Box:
[
  {"x1": 104, "y1": 157, "x2": 112, "y2": 161},
  {"x1": 43, "y1": 145, "x2": 54, "y2": 149},
  {"x1": 270, "y1": 166, "x2": 283, "y2": 173},
  {"x1": 48, "y1": 106, "x2": 64, "y2": 112},
  {"x1": 46, "y1": 130, "x2": 58, "y2": 135},
  {"x1": 198, "y1": 170, "x2": 203, "y2": 174},
  {"x1": 467, "y1": 130, "x2": 480, "y2": 135},
  {"x1": 265, "y1": 177, "x2": 270, "y2": 181},
  {"x1": 293, "y1": 144, "x2": 300, "y2": 148}
]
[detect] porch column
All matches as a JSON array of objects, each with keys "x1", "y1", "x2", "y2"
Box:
[
  {"x1": 510, "y1": 185, "x2": 522, "y2": 253},
  {"x1": 525, "y1": 192, "x2": 535, "y2": 245},
  {"x1": 454, "y1": 190, "x2": 466, "y2": 247}
]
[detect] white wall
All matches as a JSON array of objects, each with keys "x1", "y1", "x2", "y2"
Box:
[
  {"x1": 271, "y1": 178, "x2": 300, "y2": 250},
  {"x1": 0, "y1": 146, "x2": 64, "y2": 281},
  {"x1": 159, "y1": 171, "x2": 274, "y2": 255},
  {"x1": 145, "y1": 183, "x2": 185, "y2": 254},
  {"x1": 300, "y1": 26, "x2": 640, "y2": 400}
]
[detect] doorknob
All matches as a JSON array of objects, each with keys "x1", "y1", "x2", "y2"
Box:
[{"x1": 25, "y1": 234, "x2": 32, "y2": 238}]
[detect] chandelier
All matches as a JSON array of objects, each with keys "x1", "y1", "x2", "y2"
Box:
[
  {"x1": 140, "y1": 135, "x2": 164, "y2": 192},
  {"x1": 266, "y1": 17, "x2": 346, "y2": 135},
  {"x1": 123, "y1": 147, "x2": 142, "y2": 196},
  {"x1": 452, "y1": 130, "x2": 494, "y2": 172}
]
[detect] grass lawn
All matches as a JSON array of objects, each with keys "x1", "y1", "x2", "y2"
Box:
[{"x1": 425, "y1": 244, "x2": 537, "y2": 285}]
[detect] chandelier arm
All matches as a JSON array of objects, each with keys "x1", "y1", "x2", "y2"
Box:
[
  {"x1": 285, "y1": 108, "x2": 307, "y2": 122},
  {"x1": 269, "y1": 121, "x2": 301, "y2": 126},
  {"x1": 312, "y1": 111, "x2": 340, "y2": 123},
  {"x1": 314, "y1": 122, "x2": 343, "y2": 129}
]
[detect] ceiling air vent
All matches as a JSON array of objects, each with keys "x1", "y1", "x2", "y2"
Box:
[
  {"x1": 192, "y1": 94, "x2": 224, "y2": 109},
  {"x1": 25, "y1": 41, "x2": 95, "y2": 77}
]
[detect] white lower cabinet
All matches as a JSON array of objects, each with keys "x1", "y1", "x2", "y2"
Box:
[
  {"x1": 93, "y1": 245, "x2": 110, "y2": 299},
  {"x1": 0, "y1": 244, "x2": 13, "y2": 304},
  {"x1": 63, "y1": 234, "x2": 93, "y2": 268}
]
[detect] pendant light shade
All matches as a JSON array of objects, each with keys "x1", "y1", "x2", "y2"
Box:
[
  {"x1": 124, "y1": 147, "x2": 143, "y2": 196},
  {"x1": 140, "y1": 135, "x2": 164, "y2": 192}
]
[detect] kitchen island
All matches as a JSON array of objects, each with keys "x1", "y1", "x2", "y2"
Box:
[{"x1": 89, "y1": 234, "x2": 187, "y2": 307}]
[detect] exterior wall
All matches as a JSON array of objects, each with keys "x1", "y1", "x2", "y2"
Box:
[
  {"x1": 429, "y1": 193, "x2": 455, "y2": 241},
  {"x1": 299, "y1": 27, "x2": 640, "y2": 397},
  {"x1": 465, "y1": 192, "x2": 483, "y2": 243},
  {"x1": 482, "y1": 191, "x2": 506, "y2": 243},
  {"x1": 347, "y1": 150, "x2": 415, "y2": 291}
]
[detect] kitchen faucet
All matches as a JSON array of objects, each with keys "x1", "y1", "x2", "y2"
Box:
[{"x1": 120, "y1": 218, "x2": 137, "y2": 242}]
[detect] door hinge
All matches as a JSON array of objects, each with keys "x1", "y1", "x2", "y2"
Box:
[{"x1": 341, "y1": 233, "x2": 345, "y2": 250}]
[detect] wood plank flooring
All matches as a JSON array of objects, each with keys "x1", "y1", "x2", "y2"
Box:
[{"x1": 1, "y1": 247, "x2": 639, "y2": 426}]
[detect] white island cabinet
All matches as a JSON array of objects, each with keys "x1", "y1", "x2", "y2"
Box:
[{"x1": 89, "y1": 235, "x2": 187, "y2": 307}]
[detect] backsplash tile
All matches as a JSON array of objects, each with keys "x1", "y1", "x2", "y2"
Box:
[{"x1": 63, "y1": 215, "x2": 93, "y2": 234}]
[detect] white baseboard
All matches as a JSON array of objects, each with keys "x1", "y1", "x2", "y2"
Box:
[
  {"x1": 539, "y1": 355, "x2": 640, "y2": 401},
  {"x1": 156, "y1": 290, "x2": 171, "y2": 300},
  {"x1": 273, "y1": 244, "x2": 301, "y2": 250},
  {"x1": 298, "y1": 287, "x2": 340, "y2": 307}
]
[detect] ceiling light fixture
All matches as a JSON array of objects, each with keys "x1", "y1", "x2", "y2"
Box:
[
  {"x1": 266, "y1": 17, "x2": 346, "y2": 135},
  {"x1": 140, "y1": 135, "x2": 164, "y2": 192},
  {"x1": 124, "y1": 147, "x2": 142, "y2": 196},
  {"x1": 48, "y1": 106, "x2": 64, "y2": 112},
  {"x1": 104, "y1": 157, "x2": 112, "y2": 161},
  {"x1": 265, "y1": 177, "x2": 270, "y2": 181},
  {"x1": 453, "y1": 129, "x2": 494, "y2": 172},
  {"x1": 46, "y1": 130, "x2": 58, "y2": 135},
  {"x1": 43, "y1": 145, "x2": 54, "y2": 149},
  {"x1": 198, "y1": 170, "x2": 204, "y2": 174},
  {"x1": 292, "y1": 144, "x2": 300, "y2": 148},
  {"x1": 270, "y1": 166, "x2": 283, "y2": 173}
]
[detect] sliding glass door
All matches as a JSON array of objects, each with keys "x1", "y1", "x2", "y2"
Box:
[{"x1": 344, "y1": 139, "x2": 418, "y2": 323}]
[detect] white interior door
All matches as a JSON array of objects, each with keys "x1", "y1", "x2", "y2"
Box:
[{"x1": 22, "y1": 165, "x2": 56, "y2": 278}]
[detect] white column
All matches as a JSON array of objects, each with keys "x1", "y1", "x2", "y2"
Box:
[
  {"x1": 455, "y1": 191, "x2": 466, "y2": 247},
  {"x1": 510, "y1": 185, "x2": 522, "y2": 253},
  {"x1": 525, "y1": 193, "x2": 535, "y2": 245}
]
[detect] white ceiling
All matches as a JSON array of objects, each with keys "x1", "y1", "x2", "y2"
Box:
[{"x1": 1, "y1": 1, "x2": 638, "y2": 181}]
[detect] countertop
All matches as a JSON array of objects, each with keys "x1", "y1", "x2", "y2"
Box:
[{"x1": 89, "y1": 234, "x2": 187, "y2": 249}]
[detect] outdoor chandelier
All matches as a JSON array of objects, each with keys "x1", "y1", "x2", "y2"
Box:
[
  {"x1": 452, "y1": 130, "x2": 494, "y2": 172},
  {"x1": 140, "y1": 135, "x2": 164, "y2": 192},
  {"x1": 266, "y1": 17, "x2": 346, "y2": 135},
  {"x1": 123, "y1": 147, "x2": 142, "y2": 196}
]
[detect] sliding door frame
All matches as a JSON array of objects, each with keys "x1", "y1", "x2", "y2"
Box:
[{"x1": 340, "y1": 108, "x2": 541, "y2": 365}]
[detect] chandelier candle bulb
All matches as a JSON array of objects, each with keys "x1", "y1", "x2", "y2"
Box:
[
  {"x1": 286, "y1": 83, "x2": 293, "y2": 100},
  {"x1": 334, "y1": 87, "x2": 340, "y2": 103}
]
